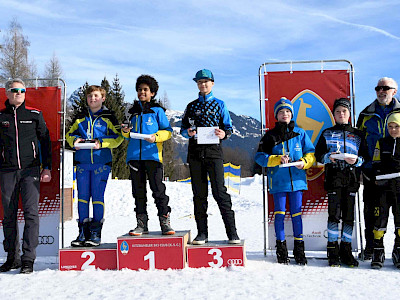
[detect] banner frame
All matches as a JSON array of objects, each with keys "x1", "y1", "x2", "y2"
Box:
[{"x1": 257, "y1": 60, "x2": 359, "y2": 257}]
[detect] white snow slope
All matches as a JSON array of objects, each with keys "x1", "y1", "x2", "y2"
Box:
[{"x1": 0, "y1": 175, "x2": 399, "y2": 300}]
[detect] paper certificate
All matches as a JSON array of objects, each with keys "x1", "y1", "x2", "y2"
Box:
[
  {"x1": 197, "y1": 127, "x2": 220, "y2": 144},
  {"x1": 130, "y1": 132, "x2": 153, "y2": 140}
]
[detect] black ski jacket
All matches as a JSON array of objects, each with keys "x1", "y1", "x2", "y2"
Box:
[{"x1": 0, "y1": 100, "x2": 52, "y2": 171}]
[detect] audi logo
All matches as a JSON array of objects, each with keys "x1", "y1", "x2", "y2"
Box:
[
  {"x1": 38, "y1": 235, "x2": 55, "y2": 245},
  {"x1": 227, "y1": 258, "x2": 243, "y2": 266}
]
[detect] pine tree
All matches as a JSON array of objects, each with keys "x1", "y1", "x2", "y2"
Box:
[
  {"x1": 103, "y1": 75, "x2": 130, "y2": 179},
  {"x1": 43, "y1": 52, "x2": 63, "y2": 86}
]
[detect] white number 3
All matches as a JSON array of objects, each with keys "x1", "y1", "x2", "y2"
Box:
[{"x1": 208, "y1": 248, "x2": 223, "y2": 268}]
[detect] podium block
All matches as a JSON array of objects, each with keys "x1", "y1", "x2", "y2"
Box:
[
  {"x1": 187, "y1": 240, "x2": 246, "y2": 268},
  {"x1": 59, "y1": 243, "x2": 117, "y2": 271},
  {"x1": 117, "y1": 231, "x2": 190, "y2": 270}
]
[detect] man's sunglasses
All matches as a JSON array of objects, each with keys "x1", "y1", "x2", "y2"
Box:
[
  {"x1": 7, "y1": 88, "x2": 26, "y2": 93},
  {"x1": 375, "y1": 86, "x2": 395, "y2": 92}
]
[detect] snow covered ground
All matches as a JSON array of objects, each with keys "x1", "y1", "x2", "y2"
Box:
[{"x1": 1, "y1": 175, "x2": 399, "y2": 300}]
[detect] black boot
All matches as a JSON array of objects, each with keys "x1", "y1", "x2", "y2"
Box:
[
  {"x1": 20, "y1": 260, "x2": 34, "y2": 274},
  {"x1": 71, "y1": 218, "x2": 91, "y2": 247},
  {"x1": 159, "y1": 213, "x2": 175, "y2": 235},
  {"x1": 276, "y1": 240, "x2": 290, "y2": 264},
  {"x1": 85, "y1": 220, "x2": 103, "y2": 247},
  {"x1": 339, "y1": 241, "x2": 359, "y2": 267},
  {"x1": 293, "y1": 240, "x2": 307, "y2": 265},
  {"x1": 0, "y1": 253, "x2": 21, "y2": 272},
  {"x1": 222, "y1": 211, "x2": 240, "y2": 244},
  {"x1": 327, "y1": 241, "x2": 340, "y2": 267},
  {"x1": 371, "y1": 239, "x2": 385, "y2": 269},
  {"x1": 193, "y1": 217, "x2": 208, "y2": 245},
  {"x1": 129, "y1": 213, "x2": 149, "y2": 236}
]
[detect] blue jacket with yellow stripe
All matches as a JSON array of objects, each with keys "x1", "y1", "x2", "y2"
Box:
[
  {"x1": 356, "y1": 98, "x2": 400, "y2": 172},
  {"x1": 123, "y1": 100, "x2": 172, "y2": 164},
  {"x1": 255, "y1": 121, "x2": 315, "y2": 194},
  {"x1": 66, "y1": 107, "x2": 123, "y2": 165}
]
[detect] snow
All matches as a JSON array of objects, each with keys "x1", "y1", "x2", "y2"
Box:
[{"x1": 1, "y1": 175, "x2": 400, "y2": 300}]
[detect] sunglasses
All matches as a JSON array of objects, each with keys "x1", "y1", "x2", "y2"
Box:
[
  {"x1": 375, "y1": 86, "x2": 395, "y2": 92},
  {"x1": 7, "y1": 88, "x2": 26, "y2": 93}
]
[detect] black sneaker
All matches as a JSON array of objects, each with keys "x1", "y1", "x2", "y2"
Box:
[
  {"x1": 276, "y1": 240, "x2": 290, "y2": 264},
  {"x1": 228, "y1": 232, "x2": 241, "y2": 244},
  {"x1": 20, "y1": 261, "x2": 34, "y2": 274},
  {"x1": 0, "y1": 259, "x2": 21, "y2": 272},
  {"x1": 192, "y1": 233, "x2": 208, "y2": 245}
]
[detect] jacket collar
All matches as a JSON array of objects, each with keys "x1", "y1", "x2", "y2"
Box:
[
  {"x1": 366, "y1": 98, "x2": 400, "y2": 114},
  {"x1": 198, "y1": 91, "x2": 214, "y2": 103}
]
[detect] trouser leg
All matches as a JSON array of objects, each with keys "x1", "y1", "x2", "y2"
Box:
[
  {"x1": 91, "y1": 164, "x2": 111, "y2": 222},
  {"x1": 146, "y1": 161, "x2": 170, "y2": 217},
  {"x1": 189, "y1": 158, "x2": 208, "y2": 234},
  {"x1": 129, "y1": 161, "x2": 148, "y2": 215},
  {"x1": 288, "y1": 190, "x2": 303, "y2": 240},
  {"x1": 273, "y1": 192, "x2": 287, "y2": 241},
  {"x1": 76, "y1": 164, "x2": 91, "y2": 222}
]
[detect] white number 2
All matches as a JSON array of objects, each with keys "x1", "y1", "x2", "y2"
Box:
[
  {"x1": 81, "y1": 251, "x2": 95, "y2": 270},
  {"x1": 208, "y1": 248, "x2": 223, "y2": 268},
  {"x1": 144, "y1": 251, "x2": 155, "y2": 270}
]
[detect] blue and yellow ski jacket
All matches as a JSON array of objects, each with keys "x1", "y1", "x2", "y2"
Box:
[
  {"x1": 255, "y1": 121, "x2": 315, "y2": 194},
  {"x1": 66, "y1": 107, "x2": 123, "y2": 165},
  {"x1": 123, "y1": 100, "x2": 172, "y2": 164}
]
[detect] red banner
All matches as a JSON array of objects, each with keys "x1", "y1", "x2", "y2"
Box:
[
  {"x1": 0, "y1": 87, "x2": 61, "y2": 256},
  {"x1": 263, "y1": 70, "x2": 352, "y2": 250}
]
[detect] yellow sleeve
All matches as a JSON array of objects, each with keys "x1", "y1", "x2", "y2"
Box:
[
  {"x1": 373, "y1": 141, "x2": 380, "y2": 162},
  {"x1": 154, "y1": 130, "x2": 172, "y2": 143},
  {"x1": 267, "y1": 155, "x2": 283, "y2": 167},
  {"x1": 300, "y1": 152, "x2": 316, "y2": 169}
]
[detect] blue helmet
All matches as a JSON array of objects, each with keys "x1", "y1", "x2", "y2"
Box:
[{"x1": 193, "y1": 69, "x2": 214, "y2": 82}]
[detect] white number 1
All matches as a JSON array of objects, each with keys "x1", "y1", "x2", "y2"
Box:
[
  {"x1": 144, "y1": 251, "x2": 155, "y2": 270},
  {"x1": 208, "y1": 248, "x2": 223, "y2": 268}
]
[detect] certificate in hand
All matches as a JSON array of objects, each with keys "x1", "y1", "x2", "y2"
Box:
[
  {"x1": 376, "y1": 173, "x2": 400, "y2": 180},
  {"x1": 330, "y1": 153, "x2": 358, "y2": 160},
  {"x1": 130, "y1": 132, "x2": 153, "y2": 140},
  {"x1": 197, "y1": 127, "x2": 220, "y2": 144},
  {"x1": 279, "y1": 161, "x2": 303, "y2": 168}
]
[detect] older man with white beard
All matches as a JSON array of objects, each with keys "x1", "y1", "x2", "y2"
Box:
[{"x1": 357, "y1": 77, "x2": 399, "y2": 260}]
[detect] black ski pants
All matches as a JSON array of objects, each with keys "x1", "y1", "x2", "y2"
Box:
[
  {"x1": 362, "y1": 179, "x2": 377, "y2": 249},
  {"x1": 129, "y1": 160, "x2": 170, "y2": 217},
  {"x1": 327, "y1": 188, "x2": 356, "y2": 226},
  {"x1": 188, "y1": 157, "x2": 236, "y2": 235},
  {"x1": 374, "y1": 189, "x2": 400, "y2": 235},
  {"x1": 0, "y1": 167, "x2": 40, "y2": 262}
]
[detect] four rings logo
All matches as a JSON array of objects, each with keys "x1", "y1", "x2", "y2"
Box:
[
  {"x1": 227, "y1": 258, "x2": 243, "y2": 266},
  {"x1": 38, "y1": 235, "x2": 55, "y2": 245}
]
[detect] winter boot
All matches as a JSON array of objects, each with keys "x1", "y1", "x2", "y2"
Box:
[
  {"x1": 85, "y1": 219, "x2": 103, "y2": 247},
  {"x1": 327, "y1": 241, "x2": 340, "y2": 267},
  {"x1": 193, "y1": 217, "x2": 208, "y2": 245},
  {"x1": 159, "y1": 213, "x2": 175, "y2": 235},
  {"x1": 71, "y1": 218, "x2": 91, "y2": 247},
  {"x1": 0, "y1": 253, "x2": 21, "y2": 272},
  {"x1": 371, "y1": 239, "x2": 385, "y2": 269},
  {"x1": 293, "y1": 240, "x2": 307, "y2": 265},
  {"x1": 19, "y1": 260, "x2": 34, "y2": 274},
  {"x1": 129, "y1": 214, "x2": 149, "y2": 236},
  {"x1": 276, "y1": 240, "x2": 290, "y2": 264},
  {"x1": 392, "y1": 242, "x2": 400, "y2": 269},
  {"x1": 339, "y1": 241, "x2": 359, "y2": 267}
]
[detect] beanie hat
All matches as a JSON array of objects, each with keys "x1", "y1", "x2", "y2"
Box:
[
  {"x1": 274, "y1": 97, "x2": 293, "y2": 119},
  {"x1": 387, "y1": 112, "x2": 400, "y2": 127},
  {"x1": 193, "y1": 69, "x2": 214, "y2": 82},
  {"x1": 333, "y1": 98, "x2": 351, "y2": 113}
]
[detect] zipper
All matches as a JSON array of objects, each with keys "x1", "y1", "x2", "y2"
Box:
[
  {"x1": 32, "y1": 141, "x2": 36, "y2": 158},
  {"x1": 285, "y1": 140, "x2": 294, "y2": 191},
  {"x1": 13, "y1": 107, "x2": 21, "y2": 169}
]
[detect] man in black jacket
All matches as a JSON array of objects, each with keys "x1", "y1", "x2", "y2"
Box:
[{"x1": 0, "y1": 79, "x2": 52, "y2": 274}]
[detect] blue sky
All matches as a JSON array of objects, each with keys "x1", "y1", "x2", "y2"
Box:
[{"x1": 0, "y1": 0, "x2": 399, "y2": 120}]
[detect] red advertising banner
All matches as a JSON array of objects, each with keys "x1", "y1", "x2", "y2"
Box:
[
  {"x1": 0, "y1": 87, "x2": 61, "y2": 256},
  {"x1": 263, "y1": 70, "x2": 354, "y2": 251}
]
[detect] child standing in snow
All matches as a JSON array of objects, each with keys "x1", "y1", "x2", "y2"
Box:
[{"x1": 255, "y1": 97, "x2": 315, "y2": 265}]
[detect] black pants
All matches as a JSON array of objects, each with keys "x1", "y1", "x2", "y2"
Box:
[
  {"x1": 374, "y1": 189, "x2": 400, "y2": 234},
  {"x1": 328, "y1": 188, "x2": 356, "y2": 226},
  {"x1": 188, "y1": 157, "x2": 236, "y2": 235},
  {"x1": 129, "y1": 160, "x2": 170, "y2": 217},
  {"x1": 362, "y1": 179, "x2": 377, "y2": 248},
  {"x1": 0, "y1": 167, "x2": 40, "y2": 262}
]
